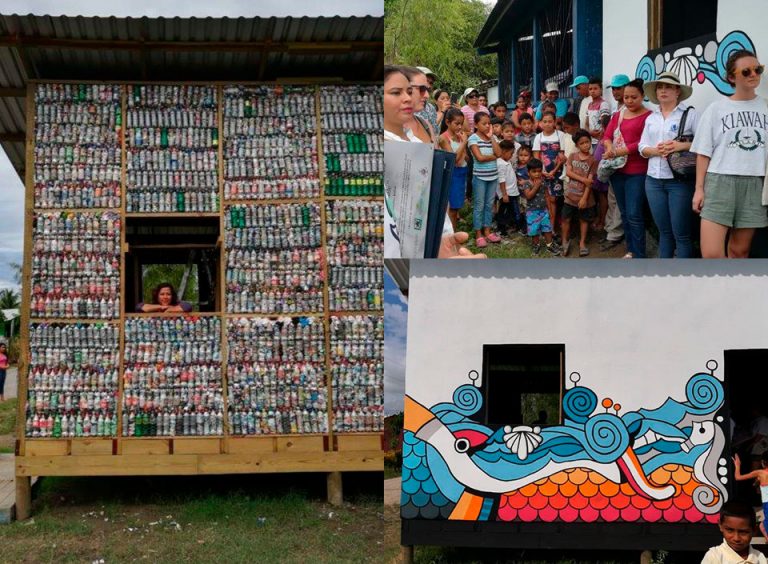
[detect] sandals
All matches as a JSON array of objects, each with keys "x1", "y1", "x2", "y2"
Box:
[
  {"x1": 487, "y1": 233, "x2": 501, "y2": 243},
  {"x1": 561, "y1": 241, "x2": 571, "y2": 257},
  {"x1": 476, "y1": 236, "x2": 488, "y2": 248},
  {"x1": 579, "y1": 247, "x2": 590, "y2": 257},
  {"x1": 622, "y1": 252, "x2": 634, "y2": 259}
]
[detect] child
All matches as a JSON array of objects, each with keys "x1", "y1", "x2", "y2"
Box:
[
  {"x1": 493, "y1": 101, "x2": 508, "y2": 121},
  {"x1": 514, "y1": 113, "x2": 536, "y2": 148},
  {"x1": 585, "y1": 77, "x2": 611, "y2": 145},
  {"x1": 515, "y1": 145, "x2": 532, "y2": 234},
  {"x1": 562, "y1": 130, "x2": 598, "y2": 257},
  {"x1": 511, "y1": 96, "x2": 535, "y2": 133},
  {"x1": 521, "y1": 158, "x2": 560, "y2": 255},
  {"x1": 467, "y1": 111, "x2": 502, "y2": 248},
  {"x1": 532, "y1": 111, "x2": 566, "y2": 243},
  {"x1": 501, "y1": 120, "x2": 516, "y2": 143},
  {"x1": 702, "y1": 500, "x2": 767, "y2": 563},
  {"x1": 438, "y1": 108, "x2": 469, "y2": 230},
  {"x1": 490, "y1": 117, "x2": 504, "y2": 141},
  {"x1": 495, "y1": 140, "x2": 521, "y2": 236},
  {"x1": 734, "y1": 453, "x2": 768, "y2": 542}
]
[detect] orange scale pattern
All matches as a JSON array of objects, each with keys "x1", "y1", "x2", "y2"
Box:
[{"x1": 494, "y1": 465, "x2": 719, "y2": 524}]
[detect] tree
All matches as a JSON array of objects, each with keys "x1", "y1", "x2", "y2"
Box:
[
  {"x1": 0, "y1": 288, "x2": 20, "y2": 310},
  {"x1": 385, "y1": 0, "x2": 497, "y2": 95}
]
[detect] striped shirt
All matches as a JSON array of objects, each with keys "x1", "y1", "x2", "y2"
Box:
[{"x1": 468, "y1": 134, "x2": 498, "y2": 181}]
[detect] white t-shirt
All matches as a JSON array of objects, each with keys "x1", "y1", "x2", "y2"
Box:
[
  {"x1": 496, "y1": 158, "x2": 519, "y2": 197},
  {"x1": 701, "y1": 541, "x2": 767, "y2": 563},
  {"x1": 690, "y1": 96, "x2": 768, "y2": 176},
  {"x1": 532, "y1": 131, "x2": 565, "y2": 151}
]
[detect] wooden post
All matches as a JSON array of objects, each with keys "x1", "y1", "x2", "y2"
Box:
[
  {"x1": 401, "y1": 545, "x2": 414, "y2": 564},
  {"x1": 15, "y1": 475, "x2": 31, "y2": 521},
  {"x1": 327, "y1": 471, "x2": 343, "y2": 505},
  {"x1": 640, "y1": 550, "x2": 653, "y2": 564}
]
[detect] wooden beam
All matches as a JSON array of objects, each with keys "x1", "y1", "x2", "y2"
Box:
[
  {"x1": 14, "y1": 476, "x2": 31, "y2": 521},
  {"x1": 0, "y1": 87, "x2": 25, "y2": 97},
  {"x1": 0, "y1": 35, "x2": 382, "y2": 54},
  {"x1": 648, "y1": 0, "x2": 662, "y2": 50},
  {"x1": 0, "y1": 132, "x2": 25, "y2": 142}
]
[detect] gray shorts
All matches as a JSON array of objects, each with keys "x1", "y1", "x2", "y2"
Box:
[{"x1": 701, "y1": 173, "x2": 768, "y2": 228}]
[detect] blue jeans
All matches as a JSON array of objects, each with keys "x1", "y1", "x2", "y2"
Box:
[
  {"x1": 472, "y1": 176, "x2": 497, "y2": 231},
  {"x1": 645, "y1": 176, "x2": 695, "y2": 258},
  {"x1": 611, "y1": 172, "x2": 647, "y2": 257}
]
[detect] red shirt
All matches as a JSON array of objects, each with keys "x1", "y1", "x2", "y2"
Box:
[{"x1": 603, "y1": 110, "x2": 652, "y2": 175}]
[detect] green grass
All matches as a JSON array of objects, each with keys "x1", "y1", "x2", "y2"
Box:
[
  {"x1": 456, "y1": 203, "x2": 545, "y2": 259},
  {"x1": 384, "y1": 465, "x2": 401, "y2": 480},
  {"x1": 0, "y1": 474, "x2": 383, "y2": 563},
  {"x1": 0, "y1": 398, "x2": 18, "y2": 435}
]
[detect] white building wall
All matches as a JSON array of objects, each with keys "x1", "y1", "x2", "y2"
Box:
[
  {"x1": 405, "y1": 261, "x2": 768, "y2": 413},
  {"x1": 602, "y1": 0, "x2": 768, "y2": 112}
]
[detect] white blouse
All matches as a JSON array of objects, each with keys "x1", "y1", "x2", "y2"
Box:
[{"x1": 638, "y1": 103, "x2": 697, "y2": 179}]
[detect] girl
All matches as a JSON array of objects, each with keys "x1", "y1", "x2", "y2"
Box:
[
  {"x1": 511, "y1": 95, "x2": 536, "y2": 134},
  {"x1": 0, "y1": 342, "x2": 7, "y2": 402},
  {"x1": 433, "y1": 89, "x2": 452, "y2": 131},
  {"x1": 533, "y1": 111, "x2": 566, "y2": 240},
  {"x1": 438, "y1": 108, "x2": 469, "y2": 229},
  {"x1": 468, "y1": 112, "x2": 502, "y2": 247},
  {"x1": 639, "y1": 72, "x2": 697, "y2": 258},
  {"x1": 603, "y1": 78, "x2": 652, "y2": 258},
  {"x1": 692, "y1": 49, "x2": 768, "y2": 258}
]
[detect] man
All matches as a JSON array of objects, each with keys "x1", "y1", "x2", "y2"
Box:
[
  {"x1": 535, "y1": 81, "x2": 568, "y2": 120},
  {"x1": 599, "y1": 74, "x2": 631, "y2": 250},
  {"x1": 569, "y1": 75, "x2": 589, "y2": 128},
  {"x1": 416, "y1": 66, "x2": 439, "y2": 134}
]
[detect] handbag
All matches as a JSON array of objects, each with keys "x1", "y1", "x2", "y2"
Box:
[
  {"x1": 666, "y1": 106, "x2": 697, "y2": 181},
  {"x1": 597, "y1": 110, "x2": 628, "y2": 182}
]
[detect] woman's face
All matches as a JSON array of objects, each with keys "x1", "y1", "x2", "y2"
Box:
[
  {"x1": 655, "y1": 83, "x2": 680, "y2": 104},
  {"x1": 466, "y1": 91, "x2": 479, "y2": 107},
  {"x1": 436, "y1": 91, "x2": 450, "y2": 109},
  {"x1": 158, "y1": 287, "x2": 173, "y2": 306},
  {"x1": 384, "y1": 72, "x2": 413, "y2": 126},
  {"x1": 410, "y1": 72, "x2": 430, "y2": 112},
  {"x1": 623, "y1": 86, "x2": 644, "y2": 111},
  {"x1": 731, "y1": 55, "x2": 763, "y2": 91}
]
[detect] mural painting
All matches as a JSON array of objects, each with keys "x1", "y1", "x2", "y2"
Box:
[
  {"x1": 635, "y1": 30, "x2": 756, "y2": 95},
  {"x1": 402, "y1": 361, "x2": 728, "y2": 524}
]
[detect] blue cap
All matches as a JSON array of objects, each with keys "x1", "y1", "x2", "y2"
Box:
[
  {"x1": 568, "y1": 75, "x2": 589, "y2": 88},
  {"x1": 609, "y1": 74, "x2": 631, "y2": 88}
]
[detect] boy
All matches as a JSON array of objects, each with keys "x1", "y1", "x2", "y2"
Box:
[
  {"x1": 702, "y1": 500, "x2": 767, "y2": 563},
  {"x1": 734, "y1": 453, "x2": 768, "y2": 542},
  {"x1": 501, "y1": 120, "x2": 516, "y2": 143},
  {"x1": 490, "y1": 117, "x2": 504, "y2": 141},
  {"x1": 521, "y1": 158, "x2": 560, "y2": 255},
  {"x1": 493, "y1": 101, "x2": 508, "y2": 121},
  {"x1": 515, "y1": 145, "x2": 532, "y2": 234},
  {"x1": 514, "y1": 113, "x2": 536, "y2": 148},
  {"x1": 495, "y1": 140, "x2": 521, "y2": 237},
  {"x1": 562, "y1": 130, "x2": 597, "y2": 257},
  {"x1": 585, "y1": 77, "x2": 611, "y2": 144}
]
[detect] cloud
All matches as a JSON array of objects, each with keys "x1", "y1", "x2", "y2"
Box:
[{"x1": 384, "y1": 300, "x2": 408, "y2": 415}]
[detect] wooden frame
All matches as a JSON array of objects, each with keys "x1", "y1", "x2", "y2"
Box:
[{"x1": 16, "y1": 80, "x2": 383, "y2": 516}]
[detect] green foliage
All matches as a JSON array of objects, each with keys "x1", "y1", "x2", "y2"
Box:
[
  {"x1": 0, "y1": 288, "x2": 20, "y2": 310},
  {"x1": 0, "y1": 398, "x2": 18, "y2": 435},
  {"x1": 385, "y1": 0, "x2": 497, "y2": 94},
  {"x1": 141, "y1": 264, "x2": 199, "y2": 309}
]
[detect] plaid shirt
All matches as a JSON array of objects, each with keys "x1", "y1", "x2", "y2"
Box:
[{"x1": 416, "y1": 101, "x2": 438, "y2": 135}]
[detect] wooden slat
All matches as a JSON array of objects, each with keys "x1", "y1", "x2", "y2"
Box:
[
  {"x1": 71, "y1": 439, "x2": 114, "y2": 455},
  {"x1": 275, "y1": 436, "x2": 324, "y2": 453},
  {"x1": 25, "y1": 440, "x2": 69, "y2": 456},
  {"x1": 16, "y1": 451, "x2": 383, "y2": 476},
  {"x1": 336, "y1": 434, "x2": 382, "y2": 452},
  {"x1": 227, "y1": 437, "x2": 275, "y2": 454},
  {"x1": 173, "y1": 438, "x2": 222, "y2": 455},
  {"x1": 121, "y1": 439, "x2": 170, "y2": 455}
]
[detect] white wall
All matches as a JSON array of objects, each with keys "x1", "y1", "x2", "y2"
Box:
[
  {"x1": 405, "y1": 261, "x2": 768, "y2": 413},
  {"x1": 602, "y1": 0, "x2": 768, "y2": 112}
]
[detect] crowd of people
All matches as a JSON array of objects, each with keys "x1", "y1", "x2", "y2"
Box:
[{"x1": 384, "y1": 49, "x2": 768, "y2": 258}]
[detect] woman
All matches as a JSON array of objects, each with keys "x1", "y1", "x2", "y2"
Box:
[
  {"x1": 400, "y1": 66, "x2": 436, "y2": 145},
  {"x1": 136, "y1": 282, "x2": 192, "y2": 313},
  {"x1": 0, "y1": 342, "x2": 8, "y2": 402},
  {"x1": 639, "y1": 72, "x2": 697, "y2": 258},
  {"x1": 433, "y1": 89, "x2": 451, "y2": 131},
  {"x1": 603, "y1": 78, "x2": 652, "y2": 258},
  {"x1": 460, "y1": 87, "x2": 489, "y2": 134},
  {"x1": 691, "y1": 49, "x2": 768, "y2": 258},
  {"x1": 383, "y1": 65, "x2": 416, "y2": 142},
  {"x1": 383, "y1": 65, "x2": 485, "y2": 259}
]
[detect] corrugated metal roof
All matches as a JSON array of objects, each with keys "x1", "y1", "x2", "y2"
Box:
[{"x1": 0, "y1": 13, "x2": 383, "y2": 179}]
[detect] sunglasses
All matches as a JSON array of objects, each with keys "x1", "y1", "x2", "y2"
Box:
[
  {"x1": 413, "y1": 85, "x2": 431, "y2": 94},
  {"x1": 740, "y1": 64, "x2": 765, "y2": 77},
  {"x1": 466, "y1": 93, "x2": 478, "y2": 99}
]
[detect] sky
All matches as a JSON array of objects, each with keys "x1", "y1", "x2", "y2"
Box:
[
  {"x1": 0, "y1": 0, "x2": 383, "y2": 294},
  {"x1": 384, "y1": 271, "x2": 407, "y2": 415}
]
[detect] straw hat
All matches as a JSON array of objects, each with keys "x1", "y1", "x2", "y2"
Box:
[{"x1": 642, "y1": 72, "x2": 693, "y2": 105}]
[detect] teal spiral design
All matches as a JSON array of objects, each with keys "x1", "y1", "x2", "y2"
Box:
[
  {"x1": 685, "y1": 373, "x2": 724, "y2": 413},
  {"x1": 452, "y1": 384, "x2": 482, "y2": 416},
  {"x1": 562, "y1": 386, "x2": 597, "y2": 424},
  {"x1": 583, "y1": 414, "x2": 630, "y2": 463},
  {"x1": 635, "y1": 56, "x2": 656, "y2": 83}
]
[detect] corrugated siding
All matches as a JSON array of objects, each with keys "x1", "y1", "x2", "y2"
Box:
[{"x1": 0, "y1": 14, "x2": 383, "y2": 178}]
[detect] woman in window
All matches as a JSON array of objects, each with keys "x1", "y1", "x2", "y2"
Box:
[
  {"x1": 136, "y1": 282, "x2": 192, "y2": 313},
  {"x1": 692, "y1": 49, "x2": 768, "y2": 258}
]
